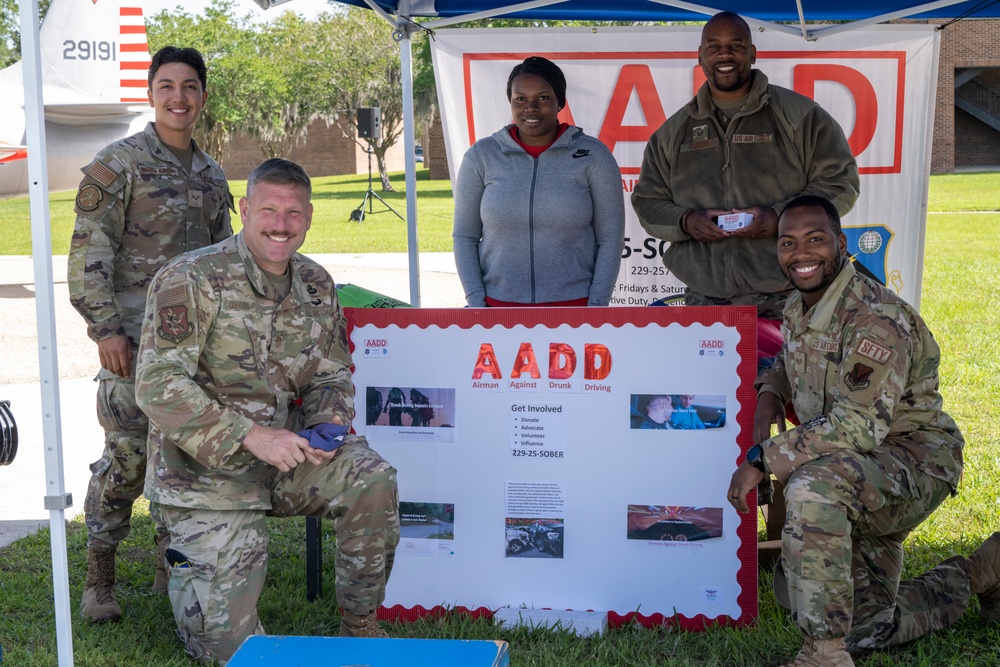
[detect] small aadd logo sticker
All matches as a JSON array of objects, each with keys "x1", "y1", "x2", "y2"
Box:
[
  {"x1": 363, "y1": 337, "x2": 389, "y2": 358},
  {"x1": 698, "y1": 339, "x2": 725, "y2": 357}
]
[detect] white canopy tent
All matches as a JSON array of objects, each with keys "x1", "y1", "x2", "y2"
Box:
[{"x1": 20, "y1": 0, "x2": 1000, "y2": 663}]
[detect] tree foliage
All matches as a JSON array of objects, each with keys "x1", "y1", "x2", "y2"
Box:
[
  {"x1": 147, "y1": 1, "x2": 407, "y2": 191},
  {"x1": 318, "y1": 7, "x2": 404, "y2": 191},
  {"x1": 0, "y1": 0, "x2": 52, "y2": 69}
]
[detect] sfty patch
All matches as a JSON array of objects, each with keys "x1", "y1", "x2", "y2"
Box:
[
  {"x1": 157, "y1": 305, "x2": 194, "y2": 343},
  {"x1": 844, "y1": 362, "x2": 874, "y2": 391},
  {"x1": 76, "y1": 184, "x2": 103, "y2": 211},
  {"x1": 857, "y1": 337, "x2": 892, "y2": 364}
]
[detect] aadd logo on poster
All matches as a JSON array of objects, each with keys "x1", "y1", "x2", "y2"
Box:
[{"x1": 471, "y1": 342, "x2": 613, "y2": 394}]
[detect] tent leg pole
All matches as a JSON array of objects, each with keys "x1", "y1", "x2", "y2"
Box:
[
  {"x1": 398, "y1": 17, "x2": 421, "y2": 307},
  {"x1": 21, "y1": 0, "x2": 74, "y2": 662}
]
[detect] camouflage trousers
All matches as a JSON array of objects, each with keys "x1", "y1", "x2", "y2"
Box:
[
  {"x1": 85, "y1": 371, "x2": 167, "y2": 548},
  {"x1": 160, "y1": 436, "x2": 399, "y2": 665},
  {"x1": 773, "y1": 446, "x2": 965, "y2": 649},
  {"x1": 682, "y1": 287, "x2": 792, "y2": 321}
]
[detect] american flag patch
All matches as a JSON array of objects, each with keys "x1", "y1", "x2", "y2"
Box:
[
  {"x1": 86, "y1": 161, "x2": 118, "y2": 187},
  {"x1": 156, "y1": 285, "x2": 187, "y2": 309}
]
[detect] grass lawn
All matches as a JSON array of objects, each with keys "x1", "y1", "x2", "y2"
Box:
[
  {"x1": 0, "y1": 168, "x2": 457, "y2": 256},
  {"x1": 1, "y1": 175, "x2": 999, "y2": 664},
  {"x1": 1, "y1": 169, "x2": 997, "y2": 256}
]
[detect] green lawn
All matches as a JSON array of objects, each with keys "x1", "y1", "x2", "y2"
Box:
[
  {"x1": 1, "y1": 175, "x2": 999, "y2": 665},
  {"x1": 0, "y1": 168, "x2": 457, "y2": 256},
  {"x1": 1, "y1": 170, "x2": 998, "y2": 255}
]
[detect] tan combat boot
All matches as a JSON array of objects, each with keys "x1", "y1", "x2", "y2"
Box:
[
  {"x1": 80, "y1": 546, "x2": 122, "y2": 623},
  {"x1": 782, "y1": 637, "x2": 854, "y2": 667},
  {"x1": 339, "y1": 611, "x2": 389, "y2": 638},
  {"x1": 151, "y1": 534, "x2": 170, "y2": 596},
  {"x1": 968, "y1": 531, "x2": 1000, "y2": 622}
]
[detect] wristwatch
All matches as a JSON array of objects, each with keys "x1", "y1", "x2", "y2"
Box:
[{"x1": 746, "y1": 444, "x2": 767, "y2": 473}]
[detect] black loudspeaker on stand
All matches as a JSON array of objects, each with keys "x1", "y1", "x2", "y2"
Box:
[{"x1": 351, "y1": 106, "x2": 403, "y2": 223}]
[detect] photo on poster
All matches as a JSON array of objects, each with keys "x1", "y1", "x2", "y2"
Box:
[
  {"x1": 398, "y1": 501, "x2": 455, "y2": 557},
  {"x1": 365, "y1": 386, "x2": 456, "y2": 442},
  {"x1": 629, "y1": 394, "x2": 726, "y2": 430},
  {"x1": 505, "y1": 517, "x2": 564, "y2": 559},
  {"x1": 627, "y1": 505, "x2": 724, "y2": 542}
]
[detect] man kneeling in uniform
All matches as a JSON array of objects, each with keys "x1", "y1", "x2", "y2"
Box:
[
  {"x1": 136, "y1": 158, "x2": 399, "y2": 664},
  {"x1": 728, "y1": 195, "x2": 999, "y2": 666}
]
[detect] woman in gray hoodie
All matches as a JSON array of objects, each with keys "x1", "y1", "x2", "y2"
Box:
[{"x1": 453, "y1": 56, "x2": 625, "y2": 307}]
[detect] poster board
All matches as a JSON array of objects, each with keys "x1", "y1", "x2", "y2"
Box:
[
  {"x1": 348, "y1": 306, "x2": 758, "y2": 628},
  {"x1": 430, "y1": 25, "x2": 939, "y2": 308}
]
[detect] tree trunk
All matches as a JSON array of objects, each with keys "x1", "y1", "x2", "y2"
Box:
[{"x1": 374, "y1": 148, "x2": 394, "y2": 192}]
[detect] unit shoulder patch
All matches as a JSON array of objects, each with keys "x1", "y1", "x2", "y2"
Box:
[
  {"x1": 157, "y1": 305, "x2": 194, "y2": 344},
  {"x1": 844, "y1": 362, "x2": 874, "y2": 391}
]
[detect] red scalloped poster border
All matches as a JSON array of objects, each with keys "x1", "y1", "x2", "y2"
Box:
[
  {"x1": 377, "y1": 605, "x2": 753, "y2": 630},
  {"x1": 349, "y1": 305, "x2": 760, "y2": 629}
]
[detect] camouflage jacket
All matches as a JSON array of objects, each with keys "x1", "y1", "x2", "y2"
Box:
[
  {"x1": 68, "y1": 122, "x2": 233, "y2": 353},
  {"x1": 135, "y1": 233, "x2": 354, "y2": 510},
  {"x1": 755, "y1": 263, "x2": 964, "y2": 490}
]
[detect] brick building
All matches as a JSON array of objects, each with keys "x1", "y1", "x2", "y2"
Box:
[
  {"x1": 929, "y1": 18, "x2": 1000, "y2": 173},
  {"x1": 217, "y1": 117, "x2": 406, "y2": 181}
]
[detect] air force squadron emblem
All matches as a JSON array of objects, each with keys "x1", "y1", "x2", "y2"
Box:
[
  {"x1": 157, "y1": 306, "x2": 194, "y2": 343},
  {"x1": 845, "y1": 362, "x2": 874, "y2": 391}
]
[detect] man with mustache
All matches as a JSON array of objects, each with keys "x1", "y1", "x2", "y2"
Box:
[
  {"x1": 632, "y1": 12, "x2": 859, "y2": 326},
  {"x1": 136, "y1": 159, "x2": 399, "y2": 664}
]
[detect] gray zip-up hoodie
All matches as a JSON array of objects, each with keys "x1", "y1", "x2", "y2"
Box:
[{"x1": 453, "y1": 125, "x2": 625, "y2": 306}]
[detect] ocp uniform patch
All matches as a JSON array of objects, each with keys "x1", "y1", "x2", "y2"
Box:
[
  {"x1": 844, "y1": 362, "x2": 874, "y2": 391},
  {"x1": 75, "y1": 184, "x2": 103, "y2": 211},
  {"x1": 840, "y1": 337, "x2": 894, "y2": 405},
  {"x1": 154, "y1": 284, "x2": 196, "y2": 347},
  {"x1": 157, "y1": 305, "x2": 193, "y2": 344},
  {"x1": 84, "y1": 160, "x2": 119, "y2": 188}
]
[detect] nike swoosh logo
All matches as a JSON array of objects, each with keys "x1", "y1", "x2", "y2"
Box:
[{"x1": 571, "y1": 149, "x2": 591, "y2": 158}]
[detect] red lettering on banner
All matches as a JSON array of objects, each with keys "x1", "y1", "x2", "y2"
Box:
[
  {"x1": 794, "y1": 64, "x2": 878, "y2": 157},
  {"x1": 700, "y1": 340, "x2": 724, "y2": 349},
  {"x1": 558, "y1": 103, "x2": 577, "y2": 127},
  {"x1": 472, "y1": 343, "x2": 502, "y2": 380},
  {"x1": 598, "y1": 65, "x2": 667, "y2": 154},
  {"x1": 693, "y1": 65, "x2": 706, "y2": 95},
  {"x1": 510, "y1": 342, "x2": 542, "y2": 379},
  {"x1": 584, "y1": 343, "x2": 612, "y2": 380},
  {"x1": 548, "y1": 342, "x2": 577, "y2": 380}
]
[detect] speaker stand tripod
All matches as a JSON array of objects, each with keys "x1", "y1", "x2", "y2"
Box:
[{"x1": 350, "y1": 142, "x2": 403, "y2": 223}]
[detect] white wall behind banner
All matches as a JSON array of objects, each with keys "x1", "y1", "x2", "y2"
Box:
[{"x1": 431, "y1": 26, "x2": 939, "y2": 308}]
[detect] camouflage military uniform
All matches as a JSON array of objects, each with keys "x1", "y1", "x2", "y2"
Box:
[
  {"x1": 756, "y1": 262, "x2": 965, "y2": 650},
  {"x1": 68, "y1": 122, "x2": 233, "y2": 549},
  {"x1": 135, "y1": 233, "x2": 399, "y2": 664}
]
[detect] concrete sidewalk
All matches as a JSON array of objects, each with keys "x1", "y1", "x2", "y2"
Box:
[{"x1": 0, "y1": 252, "x2": 466, "y2": 548}]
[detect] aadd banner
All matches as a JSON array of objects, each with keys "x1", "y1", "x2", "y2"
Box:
[
  {"x1": 350, "y1": 306, "x2": 758, "y2": 628},
  {"x1": 431, "y1": 26, "x2": 939, "y2": 307}
]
